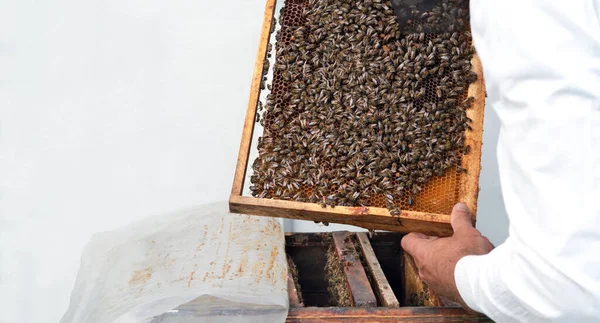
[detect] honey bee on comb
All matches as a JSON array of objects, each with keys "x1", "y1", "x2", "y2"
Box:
[{"x1": 251, "y1": 0, "x2": 476, "y2": 215}]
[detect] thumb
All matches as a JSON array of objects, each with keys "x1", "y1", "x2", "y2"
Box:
[
  {"x1": 401, "y1": 232, "x2": 432, "y2": 257},
  {"x1": 451, "y1": 202, "x2": 474, "y2": 235}
]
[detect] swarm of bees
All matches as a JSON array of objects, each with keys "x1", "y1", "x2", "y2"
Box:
[
  {"x1": 250, "y1": 0, "x2": 476, "y2": 216},
  {"x1": 393, "y1": 0, "x2": 471, "y2": 34}
]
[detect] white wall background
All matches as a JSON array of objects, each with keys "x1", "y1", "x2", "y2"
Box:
[{"x1": 0, "y1": 0, "x2": 508, "y2": 322}]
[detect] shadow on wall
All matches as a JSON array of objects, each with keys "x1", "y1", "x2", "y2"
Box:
[{"x1": 287, "y1": 106, "x2": 509, "y2": 247}]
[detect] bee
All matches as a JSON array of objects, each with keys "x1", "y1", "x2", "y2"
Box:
[{"x1": 251, "y1": 0, "x2": 475, "y2": 215}]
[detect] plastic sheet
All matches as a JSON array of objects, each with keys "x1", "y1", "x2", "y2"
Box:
[{"x1": 60, "y1": 201, "x2": 289, "y2": 323}]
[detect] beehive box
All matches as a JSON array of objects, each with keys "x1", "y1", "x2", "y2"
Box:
[
  {"x1": 284, "y1": 232, "x2": 491, "y2": 322},
  {"x1": 230, "y1": 0, "x2": 485, "y2": 236}
]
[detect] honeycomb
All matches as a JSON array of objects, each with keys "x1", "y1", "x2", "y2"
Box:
[{"x1": 255, "y1": 0, "x2": 475, "y2": 215}]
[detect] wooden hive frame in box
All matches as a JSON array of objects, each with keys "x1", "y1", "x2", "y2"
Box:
[
  {"x1": 230, "y1": 0, "x2": 486, "y2": 236},
  {"x1": 284, "y1": 231, "x2": 491, "y2": 322}
]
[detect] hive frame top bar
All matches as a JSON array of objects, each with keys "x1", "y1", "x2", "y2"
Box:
[{"x1": 230, "y1": 0, "x2": 485, "y2": 236}]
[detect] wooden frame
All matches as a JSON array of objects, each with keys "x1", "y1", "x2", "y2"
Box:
[
  {"x1": 331, "y1": 232, "x2": 377, "y2": 307},
  {"x1": 230, "y1": 0, "x2": 486, "y2": 236},
  {"x1": 355, "y1": 233, "x2": 399, "y2": 307}
]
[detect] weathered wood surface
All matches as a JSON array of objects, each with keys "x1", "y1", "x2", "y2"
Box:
[
  {"x1": 403, "y1": 253, "x2": 441, "y2": 307},
  {"x1": 459, "y1": 53, "x2": 486, "y2": 223},
  {"x1": 286, "y1": 232, "x2": 332, "y2": 247},
  {"x1": 287, "y1": 307, "x2": 492, "y2": 322},
  {"x1": 355, "y1": 233, "x2": 399, "y2": 307},
  {"x1": 288, "y1": 269, "x2": 304, "y2": 307},
  {"x1": 231, "y1": 196, "x2": 453, "y2": 236},
  {"x1": 331, "y1": 232, "x2": 377, "y2": 307}
]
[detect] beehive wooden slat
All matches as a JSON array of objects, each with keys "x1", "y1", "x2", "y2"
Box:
[
  {"x1": 287, "y1": 266, "x2": 304, "y2": 307},
  {"x1": 355, "y1": 233, "x2": 400, "y2": 307},
  {"x1": 403, "y1": 252, "x2": 442, "y2": 307},
  {"x1": 286, "y1": 307, "x2": 491, "y2": 322},
  {"x1": 331, "y1": 232, "x2": 377, "y2": 307},
  {"x1": 230, "y1": 0, "x2": 485, "y2": 236},
  {"x1": 459, "y1": 54, "x2": 485, "y2": 219}
]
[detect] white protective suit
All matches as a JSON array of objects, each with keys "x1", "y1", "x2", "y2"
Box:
[{"x1": 455, "y1": 1, "x2": 600, "y2": 322}]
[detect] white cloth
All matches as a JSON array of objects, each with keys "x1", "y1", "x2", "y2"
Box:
[{"x1": 455, "y1": 1, "x2": 600, "y2": 322}]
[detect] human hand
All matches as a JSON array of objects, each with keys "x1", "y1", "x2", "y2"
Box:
[{"x1": 401, "y1": 202, "x2": 494, "y2": 308}]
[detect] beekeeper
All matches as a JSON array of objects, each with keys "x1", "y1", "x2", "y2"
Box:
[{"x1": 401, "y1": 1, "x2": 600, "y2": 322}]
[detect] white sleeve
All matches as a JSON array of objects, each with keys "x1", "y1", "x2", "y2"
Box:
[{"x1": 454, "y1": 1, "x2": 600, "y2": 322}]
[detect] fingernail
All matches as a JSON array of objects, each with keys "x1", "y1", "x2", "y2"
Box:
[{"x1": 454, "y1": 202, "x2": 469, "y2": 212}]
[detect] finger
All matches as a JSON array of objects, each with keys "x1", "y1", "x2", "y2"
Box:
[
  {"x1": 401, "y1": 232, "x2": 431, "y2": 256},
  {"x1": 450, "y1": 202, "x2": 474, "y2": 235}
]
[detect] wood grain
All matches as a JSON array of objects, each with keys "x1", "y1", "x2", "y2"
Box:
[
  {"x1": 331, "y1": 232, "x2": 377, "y2": 307},
  {"x1": 288, "y1": 270, "x2": 304, "y2": 307},
  {"x1": 287, "y1": 307, "x2": 492, "y2": 322},
  {"x1": 285, "y1": 232, "x2": 332, "y2": 247},
  {"x1": 230, "y1": 0, "x2": 276, "y2": 196},
  {"x1": 403, "y1": 253, "x2": 441, "y2": 307},
  {"x1": 355, "y1": 233, "x2": 400, "y2": 307},
  {"x1": 459, "y1": 53, "x2": 486, "y2": 223},
  {"x1": 230, "y1": 195, "x2": 453, "y2": 236}
]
